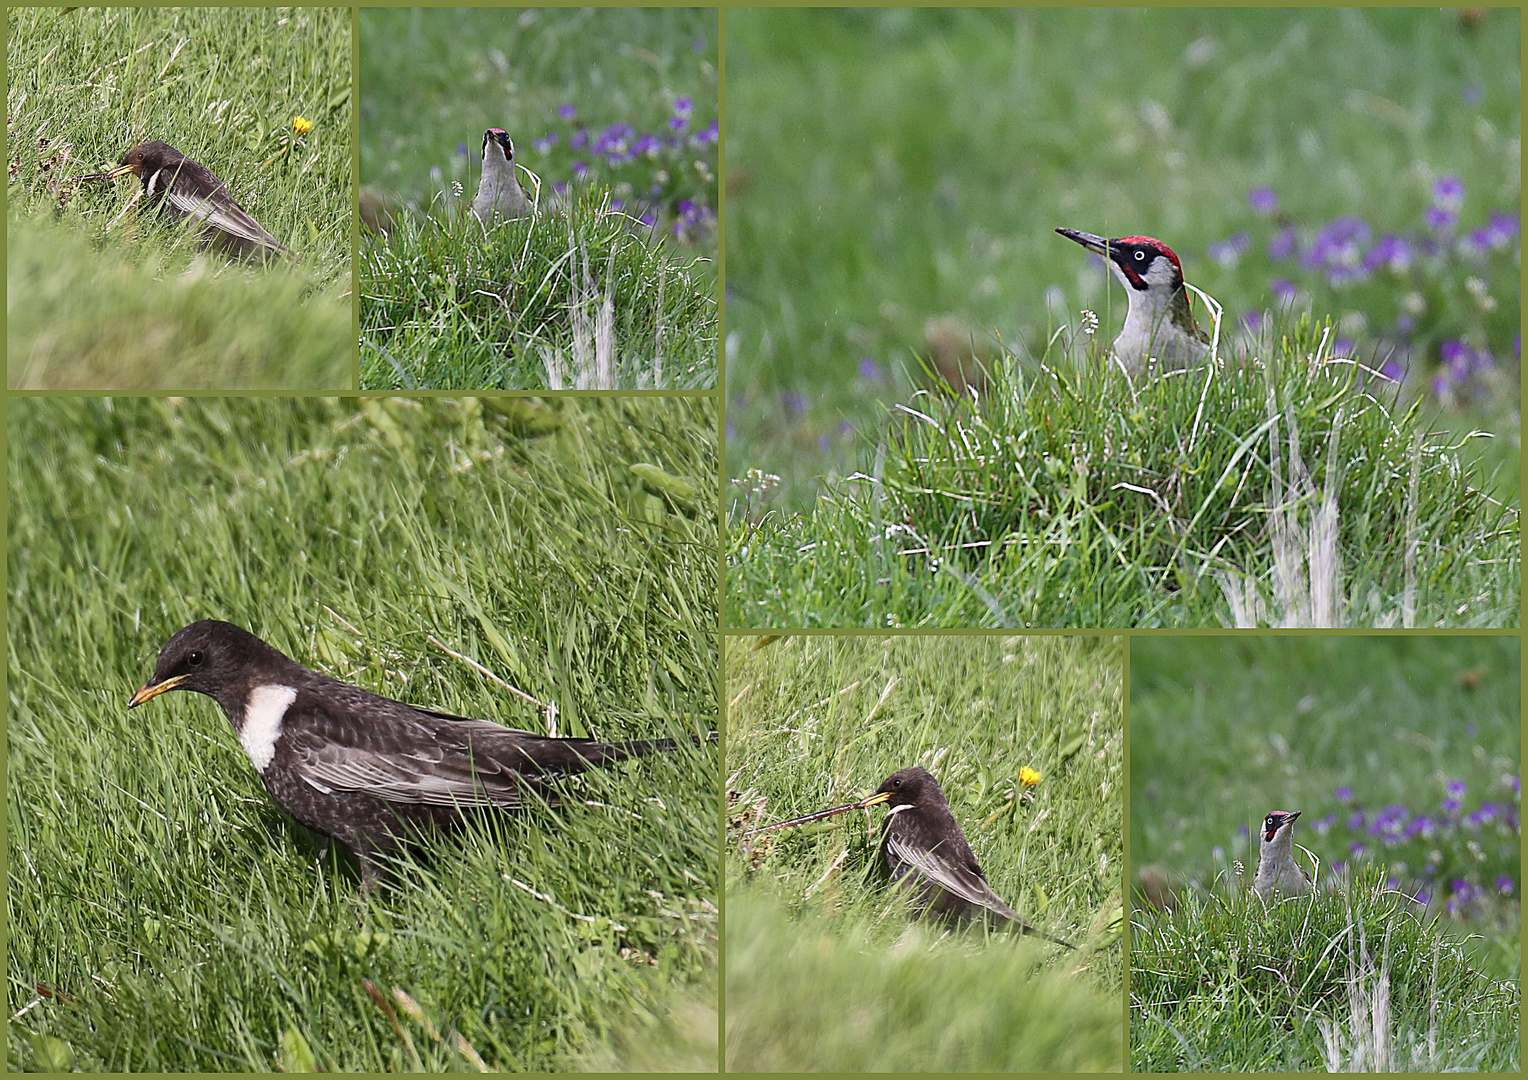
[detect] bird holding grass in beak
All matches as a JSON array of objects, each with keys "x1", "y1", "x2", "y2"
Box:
[
  {"x1": 75, "y1": 141, "x2": 292, "y2": 261},
  {"x1": 744, "y1": 766, "x2": 1075, "y2": 947}
]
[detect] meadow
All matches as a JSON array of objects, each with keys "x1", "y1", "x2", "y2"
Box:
[
  {"x1": 726, "y1": 634, "x2": 1125, "y2": 1071},
  {"x1": 7, "y1": 397, "x2": 719, "y2": 1071},
  {"x1": 1129, "y1": 635, "x2": 1520, "y2": 1070},
  {"x1": 358, "y1": 8, "x2": 718, "y2": 388},
  {"x1": 6, "y1": 7, "x2": 353, "y2": 390},
  {"x1": 723, "y1": 8, "x2": 1519, "y2": 629}
]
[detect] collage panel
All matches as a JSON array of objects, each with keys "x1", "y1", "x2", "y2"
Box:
[
  {"x1": 7, "y1": 397, "x2": 720, "y2": 1071},
  {"x1": 723, "y1": 8, "x2": 1519, "y2": 630},
  {"x1": 1129, "y1": 634, "x2": 1521, "y2": 1071},
  {"x1": 725, "y1": 634, "x2": 1125, "y2": 1071},
  {"x1": 358, "y1": 7, "x2": 719, "y2": 390},
  {"x1": 7, "y1": 6, "x2": 353, "y2": 391}
]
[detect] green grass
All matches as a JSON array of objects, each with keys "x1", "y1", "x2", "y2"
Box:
[
  {"x1": 1129, "y1": 635, "x2": 1519, "y2": 1069},
  {"x1": 1132, "y1": 867, "x2": 1520, "y2": 1071},
  {"x1": 360, "y1": 188, "x2": 716, "y2": 389},
  {"x1": 8, "y1": 397, "x2": 719, "y2": 1071},
  {"x1": 728, "y1": 326, "x2": 1520, "y2": 628},
  {"x1": 358, "y1": 7, "x2": 718, "y2": 389},
  {"x1": 725, "y1": 634, "x2": 1124, "y2": 1071},
  {"x1": 724, "y1": 8, "x2": 1520, "y2": 510},
  {"x1": 6, "y1": 6, "x2": 353, "y2": 390}
]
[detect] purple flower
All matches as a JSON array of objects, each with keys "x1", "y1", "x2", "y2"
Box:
[
  {"x1": 456, "y1": 142, "x2": 469, "y2": 157},
  {"x1": 553, "y1": 180, "x2": 568, "y2": 196},
  {"x1": 1431, "y1": 374, "x2": 1448, "y2": 398},
  {"x1": 1425, "y1": 206, "x2": 1456, "y2": 231},
  {"x1": 858, "y1": 357, "x2": 884, "y2": 380},
  {"x1": 1242, "y1": 310, "x2": 1262, "y2": 333},
  {"x1": 1461, "y1": 84, "x2": 1483, "y2": 106},
  {"x1": 1412, "y1": 887, "x2": 1430, "y2": 906},
  {"x1": 1432, "y1": 175, "x2": 1464, "y2": 207},
  {"x1": 1267, "y1": 225, "x2": 1297, "y2": 260},
  {"x1": 1497, "y1": 875, "x2": 1515, "y2": 895},
  {"x1": 1346, "y1": 810, "x2": 1366, "y2": 831},
  {"x1": 1362, "y1": 234, "x2": 1411, "y2": 274},
  {"x1": 1511, "y1": 775, "x2": 1521, "y2": 795},
  {"x1": 532, "y1": 133, "x2": 558, "y2": 153},
  {"x1": 1238, "y1": 823, "x2": 1249, "y2": 838},
  {"x1": 571, "y1": 160, "x2": 587, "y2": 177},
  {"x1": 570, "y1": 129, "x2": 588, "y2": 150},
  {"x1": 692, "y1": 38, "x2": 706, "y2": 52},
  {"x1": 698, "y1": 118, "x2": 720, "y2": 144},
  {"x1": 633, "y1": 134, "x2": 660, "y2": 157},
  {"x1": 1466, "y1": 227, "x2": 1494, "y2": 253},
  {"x1": 1332, "y1": 338, "x2": 1355, "y2": 358},
  {"x1": 1349, "y1": 841, "x2": 1365, "y2": 856},
  {"x1": 1442, "y1": 796, "x2": 1462, "y2": 813},
  {"x1": 1335, "y1": 785, "x2": 1354, "y2": 802},
  {"x1": 558, "y1": 104, "x2": 577, "y2": 122},
  {"x1": 668, "y1": 115, "x2": 688, "y2": 133},
  {"x1": 1486, "y1": 210, "x2": 1519, "y2": 246},
  {"x1": 1446, "y1": 779, "x2": 1466, "y2": 797},
  {"x1": 1270, "y1": 278, "x2": 1297, "y2": 306},
  {"x1": 1379, "y1": 359, "x2": 1405, "y2": 382},
  {"x1": 1248, "y1": 187, "x2": 1279, "y2": 214},
  {"x1": 817, "y1": 434, "x2": 831, "y2": 452},
  {"x1": 1312, "y1": 812, "x2": 1337, "y2": 835},
  {"x1": 839, "y1": 420, "x2": 854, "y2": 437},
  {"x1": 673, "y1": 96, "x2": 693, "y2": 118},
  {"x1": 782, "y1": 391, "x2": 811, "y2": 417}
]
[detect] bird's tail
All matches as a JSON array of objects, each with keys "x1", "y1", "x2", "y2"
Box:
[{"x1": 519, "y1": 731, "x2": 713, "y2": 772}]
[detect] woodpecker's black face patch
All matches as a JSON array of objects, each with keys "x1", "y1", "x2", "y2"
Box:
[
  {"x1": 1107, "y1": 237, "x2": 1179, "y2": 290},
  {"x1": 1262, "y1": 810, "x2": 1300, "y2": 841}
]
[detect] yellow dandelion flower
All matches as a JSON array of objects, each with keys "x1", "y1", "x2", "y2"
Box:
[
  {"x1": 292, "y1": 116, "x2": 313, "y2": 135},
  {"x1": 1019, "y1": 766, "x2": 1042, "y2": 788}
]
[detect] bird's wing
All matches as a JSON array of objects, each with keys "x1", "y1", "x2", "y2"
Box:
[
  {"x1": 883, "y1": 829, "x2": 1021, "y2": 922},
  {"x1": 158, "y1": 170, "x2": 285, "y2": 250},
  {"x1": 281, "y1": 680, "x2": 661, "y2": 807}
]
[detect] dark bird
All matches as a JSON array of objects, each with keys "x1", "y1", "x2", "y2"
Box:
[
  {"x1": 128, "y1": 619, "x2": 682, "y2": 888},
  {"x1": 77, "y1": 141, "x2": 291, "y2": 260},
  {"x1": 744, "y1": 766, "x2": 1074, "y2": 947}
]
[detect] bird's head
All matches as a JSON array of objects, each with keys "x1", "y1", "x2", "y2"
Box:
[
  {"x1": 128, "y1": 619, "x2": 277, "y2": 708},
  {"x1": 482, "y1": 129, "x2": 515, "y2": 164},
  {"x1": 1261, "y1": 809, "x2": 1302, "y2": 842},
  {"x1": 1055, "y1": 228, "x2": 1187, "y2": 294}
]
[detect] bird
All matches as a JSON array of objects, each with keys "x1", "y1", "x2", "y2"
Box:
[
  {"x1": 127, "y1": 619, "x2": 683, "y2": 889},
  {"x1": 1055, "y1": 227, "x2": 1210, "y2": 371},
  {"x1": 744, "y1": 766, "x2": 1074, "y2": 947},
  {"x1": 1252, "y1": 809, "x2": 1312, "y2": 901},
  {"x1": 77, "y1": 141, "x2": 291, "y2": 261},
  {"x1": 470, "y1": 129, "x2": 534, "y2": 224}
]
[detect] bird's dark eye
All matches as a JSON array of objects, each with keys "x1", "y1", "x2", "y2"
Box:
[
  {"x1": 892, "y1": 778, "x2": 902, "y2": 788},
  {"x1": 1134, "y1": 250, "x2": 1146, "y2": 261},
  {"x1": 187, "y1": 650, "x2": 204, "y2": 667}
]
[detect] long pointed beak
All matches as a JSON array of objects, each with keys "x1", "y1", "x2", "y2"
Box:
[
  {"x1": 740, "y1": 788, "x2": 893, "y2": 837},
  {"x1": 127, "y1": 673, "x2": 188, "y2": 709},
  {"x1": 74, "y1": 163, "x2": 137, "y2": 183},
  {"x1": 1055, "y1": 227, "x2": 1112, "y2": 258}
]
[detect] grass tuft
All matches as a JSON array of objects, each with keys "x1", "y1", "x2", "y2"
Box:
[
  {"x1": 1131, "y1": 867, "x2": 1520, "y2": 1071},
  {"x1": 728, "y1": 318, "x2": 1517, "y2": 627},
  {"x1": 361, "y1": 187, "x2": 716, "y2": 389}
]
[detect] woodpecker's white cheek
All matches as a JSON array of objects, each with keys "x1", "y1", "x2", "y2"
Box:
[
  {"x1": 241, "y1": 685, "x2": 296, "y2": 772},
  {"x1": 1144, "y1": 257, "x2": 1179, "y2": 289}
]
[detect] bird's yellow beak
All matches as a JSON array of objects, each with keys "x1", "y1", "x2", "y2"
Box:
[
  {"x1": 858, "y1": 791, "x2": 892, "y2": 809},
  {"x1": 127, "y1": 673, "x2": 188, "y2": 709}
]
